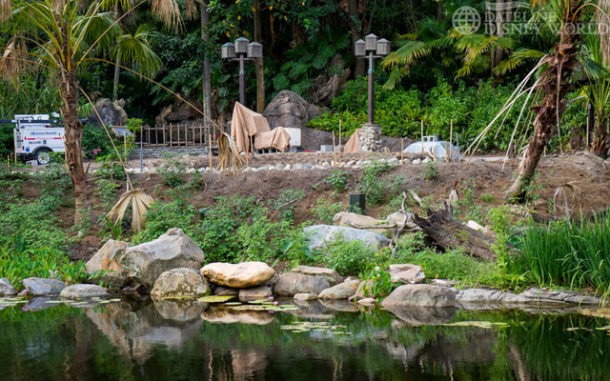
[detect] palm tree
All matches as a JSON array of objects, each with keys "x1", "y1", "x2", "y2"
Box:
[{"x1": 0, "y1": 0, "x2": 184, "y2": 225}]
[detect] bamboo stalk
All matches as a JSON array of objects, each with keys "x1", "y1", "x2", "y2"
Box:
[
  {"x1": 338, "y1": 120, "x2": 342, "y2": 164},
  {"x1": 401, "y1": 138, "x2": 404, "y2": 162},
  {"x1": 449, "y1": 119, "x2": 453, "y2": 162},
  {"x1": 332, "y1": 130, "x2": 336, "y2": 165}
]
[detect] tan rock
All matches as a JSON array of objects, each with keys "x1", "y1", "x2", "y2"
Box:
[
  {"x1": 389, "y1": 264, "x2": 426, "y2": 284},
  {"x1": 151, "y1": 268, "x2": 210, "y2": 300},
  {"x1": 201, "y1": 262, "x2": 275, "y2": 288}
]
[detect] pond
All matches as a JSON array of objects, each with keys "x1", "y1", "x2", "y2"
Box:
[{"x1": 1, "y1": 297, "x2": 609, "y2": 381}]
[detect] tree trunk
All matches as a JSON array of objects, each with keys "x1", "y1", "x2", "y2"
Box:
[
  {"x1": 113, "y1": 55, "x2": 120, "y2": 101},
  {"x1": 412, "y1": 203, "x2": 497, "y2": 261},
  {"x1": 254, "y1": 0, "x2": 265, "y2": 113},
  {"x1": 591, "y1": 119, "x2": 610, "y2": 158},
  {"x1": 348, "y1": 0, "x2": 365, "y2": 77},
  {"x1": 201, "y1": 0, "x2": 212, "y2": 126},
  {"x1": 506, "y1": 12, "x2": 580, "y2": 203},
  {"x1": 60, "y1": 71, "x2": 88, "y2": 226}
]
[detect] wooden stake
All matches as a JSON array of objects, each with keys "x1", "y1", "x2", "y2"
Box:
[
  {"x1": 208, "y1": 132, "x2": 213, "y2": 170},
  {"x1": 331, "y1": 130, "x2": 336, "y2": 165},
  {"x1": 338, "y1": 120, "x2": 342, "y2": 164},
  {"x1": 449, "y1": 119, "x2": 453, "y2": 162},
  {"x1": 420, "y1": 120, "x2": 424, "y2": 154},
  {"x1": 400, "y1": 138, "x2": 404, "y2": 162}
]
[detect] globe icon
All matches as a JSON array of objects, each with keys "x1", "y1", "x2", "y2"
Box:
[{"x1": 452, "y1": 6, "x2": 481, "y2": 35}]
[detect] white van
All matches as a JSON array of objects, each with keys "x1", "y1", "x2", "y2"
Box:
[{"x1": 12, "y1": 114, "x2": 65, "y2": 165}]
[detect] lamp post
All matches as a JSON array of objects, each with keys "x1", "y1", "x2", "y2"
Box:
[
  {"x1": 221, "y1": 37, "x2": 263, "y2": 107},
  {"x1": 354, "y1": 34, "x2": 390, "y2": 151}
]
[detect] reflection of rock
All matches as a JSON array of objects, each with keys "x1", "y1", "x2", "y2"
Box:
[
  {"x1": 319, "y1": 299, "x2": 359, "y2": 313},
  {"x1": 289, "y1": 299, "x2": 335, "y2": 319},
  {"x1": 231, "y1": 349, "x2": 267, "y2": 381},
  {"x1": 201, "y1": 306, "x2": 274, "y2": 325},
  {"x1": 294, "y1": 293, "x2": 318, "y2": 301},
  {"x1": 22, "y1": 297, "x2": 56, "y2": 311},
  {"x1": 382, "y1": 285, "x2": 456, "y2": 307},
  {"x1": 383, "y1": 305, "x2": 456, "y2": 326},
  {"x1": 0, "y1": 278, "x2": 17, "y2": 295},
  {"x1": 85, "y1": 301, "x2": 202, "y2": 365},
  {"x1": 22, "y1": 277, "x2": 65, "y2": 296},
  {"x1": 201, "y1": 262, "x2": 275, "y2": 288},
  {"x1": 318, "y1": 280, "x2": 360, "y2": 300},
  {"x1": 273, "y1": 272, "x2": 331, "y2": 296},
  {"x1": 151, "y1": 268, "x2": 210, "y2": 300},
  {"x1": 60, "y1": 284, "x2": 109, "y2": 299},
  {"x1": 153, "y1": 299, "x2": 207, "y2": 321}
]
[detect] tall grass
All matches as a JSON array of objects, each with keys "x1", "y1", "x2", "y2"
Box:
[{"x1": 515, "y1": 211, "x2": 610, "y2": 295}]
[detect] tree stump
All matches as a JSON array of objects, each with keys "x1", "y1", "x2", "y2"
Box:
[{"x1": 413, "y1": 203, "x2": 497, "y2": 261}]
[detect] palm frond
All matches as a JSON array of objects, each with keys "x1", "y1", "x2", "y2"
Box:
[
  {"x1": 107, "y1": 189, "x2": 155, "y2": 233},
  {"x1": 494, "y1": 49, "x2": 545, "y2": 75}
]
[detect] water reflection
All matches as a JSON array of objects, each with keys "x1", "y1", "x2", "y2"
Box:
[{"x1": 0, "y1": 297, "x2": 609, "y2": 381}]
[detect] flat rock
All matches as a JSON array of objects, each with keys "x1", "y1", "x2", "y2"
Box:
[
  {"x1": 273, "y1": 272, "x2": 331, "y2": 296},
  {"x1": 291, "y1": 266, "x2": 343, "y2": 285},
  {"x1": 22, "y1": 277, "x2": 65, "y2": 296},
  {"x1": 357, "y1": 298, "x2": 377, "y2": 306},
  {"x1": 318, "y1": 280, "x2": 360, "y2": 300},
  {"x1": 239, "y1": 286, "x2": 273, "y2": 302},
  {"x1": 0, "y1": 278, "x2": 17, "y2": 296},
  {"x1": 381, "y1": 284, "x2": 456, "y2": 308},
  {"x1": 455, "y1": 288, "x2": 508, "y2": 303},
  {"x1": 60, "y1": 284, "x2": 109, "y2": 299},
  {"x1": 201, "y1": 262, "x2": 275, "y2": 288},
  {"x1": 151, "y1": 268, "x2": 210, "y2": 300},
  {"x1": 389, "y1": 264, "x2": 426, "y2": 284},
  {"x1": 303, "y1": 225, "x2": 391, "y2": 251},
  {"x1": 294, "y1": 293, "x2": 318, "y2": 301},
  {"x1": 213, "y1": 286, "x2": 239, "y2": 296}
]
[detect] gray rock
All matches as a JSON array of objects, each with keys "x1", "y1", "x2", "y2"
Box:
[
  {"x1": 455, "y1": 288, "x2": 508, "y2": 303},
  {"x1": 201, "y1": 262, "x2": 275, "y2": 288},
  {"x1": 291, "y1": 266, "x2": 343, "y2": 285},
  {"x1": 303, "y1": 163, "x2": 313, "y2": 169},
  {"x1": 60, "y1": 284, "x2": 109, "y2": 299},
  {"x1": 412, "y1": 158, "x2": 422, "y2": 164},
  {"x1": 382, "y1": 285, "x2": 456, "y2": 308},
  {"x1": 318, "y1": 280, "x2": 360, "y2": 300},
  {"x1": 151, "y1": 268, "x2": 210, "y2": 300},
  {"x1": 422, "y1": 157, "x2": 431, "y2": 164},
  {"x1": 514, "y1": 288, "x2": 601, "y2": 305},
  {"x1": 22, "y1": 277, "x2": 65, "y2": 296},
  {"x1": 294, "y1": 293, "x2": 318, "y2": 301},
  {"x1": 263, "y1": 90, "x2": 321, "y2": 133},
  {"x1": 274, "y1": 272, "x2": 331, "y2": 296},
  {"x1": 293, "y1": 163, "x2": 303, "y2": 170},
  {"x1": 358, "y1": 298, "x2": 377, "y2": 306},
  {"x1": 213, "y1": 286, "x2": 239, "y2": 296},
  {"x1": 303, "y1": 225, "x2": 391, "y2": 251},
  {"x1": 0, "y1": 278, "x2": 17, "y2": 295},
  {"x1": 85, "y1": 239, "x2": 130, "y2": 287},
  {"x1": 239, "y1": 285, "x2": 273, "y2": 302},
  {"x1": 120, "y1": 228, "x2": 204, "y2": 288},
  {"x1": 389, "y1": 264, "x2": 426, "y2": 284}
]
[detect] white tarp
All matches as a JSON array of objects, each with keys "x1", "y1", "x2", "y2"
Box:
[{"x1": 403, "y1": 140, "x2": 461, "y2": 161}]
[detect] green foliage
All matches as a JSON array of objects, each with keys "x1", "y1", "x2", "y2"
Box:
[
  {"x1": 512, "y1": 212, "x2": 610, "y2": 295},
  {"x1": 325, "y1": 170, "x2": 350, "y2": 193},
  {"x1": 158, "y1": 158, "x2": 188, "y2": 187},
  {"x1": 422, "y1": 162, "x2": 438, "y2": 181},
  {"x1": 236, "y1": 217, "x2": 294, "y2": 263},
  {"x1": 132, "y1": 199, "x2": 198, "y2": 244},
  {"x1": 357, "y1": 160, "x2": 393, "y2": 206},
  {"x1": 0, "y1": 240, "x2": 87, "y2": 288},
  {"x1": 81, "y1": 124, "x2": 122, "y2": 159},
  {"x1": 323, "y1": 237, "x2": 375, "y2": 276},
  {"x1": 313, "y1": 199, "x2": 343, "y2": 224},
  {"x1": 359, "y1": 266, "x2": 394, "y2": 300},
  {"x1": 269, "y1": 189, "x2": 306, "y2": 222}
]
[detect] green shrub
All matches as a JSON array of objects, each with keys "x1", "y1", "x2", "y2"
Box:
[
  {"x1": 359, "y1": 266, "x2": 394, "y2": 299},
  {"x1": 236, "y1": 217, "x2": 293, "y2": 262},
  {"x1": 357, "y1": 160, "x2": 393, "y2": 206},
  {"x1": 132, "y1": 199, "x2": 198, "y2": 243},
  {"x1": 269, "y1": 189, "x2": 306, "y2": 222},
  {"x1": 313, "y1": 199, "x2": 343, "y2": 224},
  {"x1": 422, "y1": 162, "x2": 438, "y2": 181},
  {"x1": 158, "y1": 158, "x2": 188, "y2": 187},
  {"x1": 325, "y1": 170, "x2": 350, "y2": 193},
  {"x1": 323, "y1": 237, "x2": 375, "y2": 275}
]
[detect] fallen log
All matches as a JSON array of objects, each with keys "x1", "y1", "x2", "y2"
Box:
[{"x1": 413, "y1": 203, "x2": 497, "y2": 261}]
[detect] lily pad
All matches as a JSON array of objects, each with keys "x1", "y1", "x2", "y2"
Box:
[
  {"x1": 198, "y1": 295, "x2": 235, "y2": 303},
  {"x1": 442, "y1": 321, "x2": 509, "y2": 329}
]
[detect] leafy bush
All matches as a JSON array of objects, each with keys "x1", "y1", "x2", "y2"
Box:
[
  {"x1": 132, "y1": 199, "x2": 198, "y2": 243},
  {"x1": 269, "y1": 189, "x2": 306, "y2": 222},
  {"x1": 313, "y1": 199, "x2": 343, "y2": 224},
  {"x1": 158, "y1": 158, "x2": 188, "y2": 187},
  {"x1": 359, "y1": 266, "x2": 394, "y2": 299},
  {"x1": 325, "y1": 170, "x2": 351, "y2": 193},
  {"x1": 323, "y1": 237, "x2": 375, "y2": 275},
  {"x1": 357, "y1": 160, "x2": 393, "y2": 206}
]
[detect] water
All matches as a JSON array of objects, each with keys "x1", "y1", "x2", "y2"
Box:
[{"x1": 1, "y1": 297, "x2": 609, "y2": 381}]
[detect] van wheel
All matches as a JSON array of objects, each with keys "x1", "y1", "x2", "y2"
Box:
[{"x1": 35, "y1": 149, "x2": 52, "y2": 165}]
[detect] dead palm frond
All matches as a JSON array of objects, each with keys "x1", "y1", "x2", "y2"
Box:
[
  {"x1": 107, "y1": 189, "x2": 155, "y2": 232},
  {"x1": 216, "y1": 132, "x2": 244, "y2": 174},
  {"x1": 553, "y1": 182, "x2": 581, "y2": 220}
]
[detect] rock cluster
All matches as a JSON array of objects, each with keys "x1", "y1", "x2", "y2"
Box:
[{"x1": 359, "y1": 125, "x2": 382, "y2": 152}]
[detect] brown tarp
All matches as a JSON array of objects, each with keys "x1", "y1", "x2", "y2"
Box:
[
  {"x1": 230, "y1": 102, "x2": 290, "y2": 153},
  {"x1": 344, "y1": 128, "x2": 361, "y2": 153}
]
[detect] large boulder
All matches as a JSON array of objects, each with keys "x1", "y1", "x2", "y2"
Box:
[
  {"x1": 86, "y1": 229, "x2": 204, "y2": 289},
  {"x1": 0, "y1": 278, "x2": 17, "y2": 296},
  {"x1": 90, "y1": 98, "x2": 128, "y2": 126},
  {"x1": 85, "y1": 239, "x2": 130, "y2": 287},
  {"x1": 201, "y1": 262, "x2": 275, "y2": 289},
  {"x1": 303, "y1": 225, "x2": 391, "y2": 251},
  {"x1": 381, "y1": 285, "x2": 456, "y2": 308},
  {"x1": 389, "y1": 264, "x2": 426, "y2": 284},
  {"x1": 273, "y1": 272, "x2": 331, "y2": 296},
  {"x1": 60, "y1": 284, "x2": 109, "y2": 299},
  {"x1": 318, "y1": 280, "x2": 360, "y2": 300},
  {"x1": 263, "y1": 90, "x2": 320, "y2": 131},
  {"x1": 151, "y1": 268, "x2": 210, "y2": 300},
  {"x1": 22, "y1": 277, "x2": 65, "y2": 296},
  {"x1": 291, "y1": 266, "x2": 343, "y2": 285}
]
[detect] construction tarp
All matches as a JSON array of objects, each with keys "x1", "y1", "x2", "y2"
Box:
[
  {"x1": 403, "y1": 140, "x2": 461, "y2": 161},
  {"x1": 344, "y1": 129, "x2": 361, "y2": 153},
  {"x1": 230, "y1": 102, "x2": 290, "y2": 153}
]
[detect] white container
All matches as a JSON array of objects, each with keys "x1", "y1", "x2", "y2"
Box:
[{"x1": 284, "y1": 127, "x2": 301, "y2": 147}]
